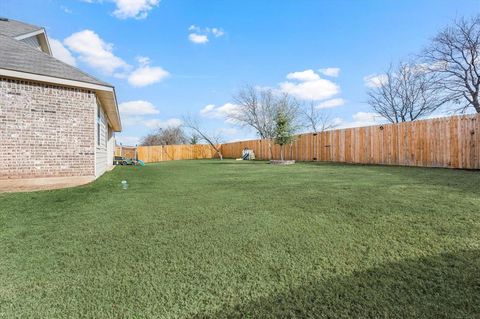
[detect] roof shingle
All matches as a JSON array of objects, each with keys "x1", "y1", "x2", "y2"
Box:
[
  {"x1": 0, "y1": 33, "x2": 112, "y2": 87},
  {"x1": 0, "y1": 18, "x2": 42, "y2": 38}
]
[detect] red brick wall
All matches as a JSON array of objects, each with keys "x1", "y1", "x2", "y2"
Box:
[{"x1": 0, "y1": 78, "x2": 96, "y2": 179}]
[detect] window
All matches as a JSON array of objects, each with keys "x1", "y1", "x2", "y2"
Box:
[
  {"x1": 97, "y1": 123, "x2": 101, "y2": 146},
  {"x1": 97, "y1": 105, "x2": 101, "y2": 146}
]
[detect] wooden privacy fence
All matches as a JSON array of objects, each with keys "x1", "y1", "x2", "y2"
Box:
[
  {"x1": 115, "y1": 146, "x2": 136, "y2": 159},
  {"x1": 221, "y1": 114, "x2": 480, "y2": 169},
  {"x1": 116, "y1": 114, "x2": 479, "y2": 169},
  {"x1": 137, "y1": 144, "x2": 218, "y2": 163}
]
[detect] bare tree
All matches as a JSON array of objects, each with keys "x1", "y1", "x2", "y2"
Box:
[
  {"x1": 423, "y1": 15, "x2": 480, "y2": 113},
  {"x1": 230, "y1": 85, "x2": 277, "y2": 139},
  {"x1": 302, "y1": 101, "x2": 339, "y2": 132},
  {"x1": 367, "y1": 62, "x2": 448, "y2": 123},
  {"x1": 140, "y1": 126, "x2": 187, "y2": 146},
  {"x1": 230, "y1": 85, "x2": 300, "y2": 158},
  {"x1": 182, "y1": 115, "x2": 223, "y2": 160}
]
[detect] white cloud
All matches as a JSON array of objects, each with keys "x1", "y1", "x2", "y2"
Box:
[
  {"x1": 121, "y1": 116, "x2": 182, "y2": 129},
  {"x1": 200, "y1": 103, "x2": 240, "y2": 120},
  {"x1": 188, "y1": 25, "x2": 225, "y2": 44},
  {"x1": 64, "y1": 29, "x2": 129, "y2": 74},
  {"x1": 136, "y1": 55, "x2": 150, "y2": 66},
  {"x1": 121, "y1": 115, "x2": 145, "y2": 127},
  {"x1": 143, "y1": 118, "x2": 183, "y2": 128},
  {"x1": 112, "y1": 0, "x2": 160, "y2": 19},
  {"x1": 280, "y1": 79, "x2": 340, "y2": 101},
  {"x1": 188, "y1": 25, "x2": 200, "y2": 32},
  {"x1": 319, "y1": 67, "x2": 340, "y2": 77},
  {"x1": 316, "y1": 98, "x2": 345, "y2": 109},
  {"x1": 127, "y1": 56, "x2": 169, "y2": 87},
  {"x1": 200, "y1": 104, "x2": 216, "y2": 115},
  {"x1": 215, "y1": 103, "x2": 239, "y2": 119},
  {"x1": 118, "y1": 100, "x2": 181, "y2": 134},
  {"x1": 364, "y1": 74, "x2": 388, "y2": 88},
  {"x1": 332, "y1": 117, "x2": 344, "y2": 127},
  {"x1": 128, "y1": 65, "x2": 169, "y2": 87},
  {"x1": 353, "y1": 112, "x2": 378, "y2": 123},
  {"x1": 217, "y1": 127, "x2": 238, "y2": 136},
  {"x1": 119, "y1": 100, "x2": 160, "y2": 116},
  {"x1": 280, "y1": 69, "x2": 340, "y2": 101},
  {"x1": 337, "y1": 112, "x2": 384, "y2": 129},
  {"x1": 211, "y1": 28, "x2": 225, "y2": 37},
  {"x1": 217, "y1": 104, "x2": 239, "y2": 118},
  {"x1": 82, "y1": 0, "x2": 159, "y2": 19},
  {"x1": 61, "y1": 6, "x2": 73, "y2": 14},
  {"x1": 188, "y1": 33, "x2": 209, "y2": 44},
  {"x1": 116, "y1": 135, "x2": 140, "y2": 146},
  {"x1": 50, "y1": 38, "x2": 76, "y2": 66},
  {"x1": 286, "y1": 69, "x2": 320, "y2": 82},
  {"x1": 61, "y1": 30, "x2": 169, "y2": 86}
]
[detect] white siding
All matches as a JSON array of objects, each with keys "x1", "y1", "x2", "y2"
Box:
[
  {"x1": 95, "y1": 100, "x2": 108, "y2": 177},
  {"x1": 20, "y1": 35, "x2": 42, "y2": 51},
  {"x1": 107, "y1": 127, "x2": 115, "y2": 171}
]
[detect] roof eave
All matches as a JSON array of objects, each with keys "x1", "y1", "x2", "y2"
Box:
[{"x1": 97, "y1": 90, "x2": 122, "y2": 132}]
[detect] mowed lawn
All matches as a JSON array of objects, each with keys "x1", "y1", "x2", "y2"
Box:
[{"x1": 0, "y1": 160, "x2": 479, "y2": 318}]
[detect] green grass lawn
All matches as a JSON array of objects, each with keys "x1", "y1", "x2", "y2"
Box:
[{"x1": 1, "y1": 160, "x2": 479, "y2": 318}]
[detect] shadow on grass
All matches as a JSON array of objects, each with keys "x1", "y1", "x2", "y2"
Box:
[
  {"x1": 197, "y1": 250, "x2": 480, "y2": 318},
  {"x1": 196, "y1": 160, "x2": 480, "y2": 196},
  {"x1": 301, "y1": 160, "x2": 480, "y2": 172},
  {"x1": 297, "y1": 161, "x2": 480, "y2": 195}
]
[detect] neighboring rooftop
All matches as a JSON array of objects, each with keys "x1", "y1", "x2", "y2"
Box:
[{"x1": 0, "y1": 17, "x2": 42, "y2": 38}]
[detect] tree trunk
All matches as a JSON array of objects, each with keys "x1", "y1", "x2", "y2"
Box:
[
  {"x1": 208, "y1": 143, "x2": 223, "y2": 160},
  {"x1": 473, "y1": 98, "x2": 480, "y2": 113},
  {"x1": 280, "y1": 145, "x2": 284, "y2": 161},
  {"x1": 215, "y1": 145, "x2": 223, "y2": 160}
]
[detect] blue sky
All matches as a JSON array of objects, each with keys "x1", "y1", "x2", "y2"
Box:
[{"x1": 2, "y1": 0, "x2": 479, "y2": 145}]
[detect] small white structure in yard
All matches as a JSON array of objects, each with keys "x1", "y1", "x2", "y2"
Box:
[
  {"x1": 0, "y1": 18, "x2": 122, "y2": 191},
  {"x1": 241, "y1": 148, "x2": 255, "y2": 160}
]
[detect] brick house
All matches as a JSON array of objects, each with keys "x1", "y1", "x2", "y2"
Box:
[{"x1": 0, "y1": 18, "x2": 122, "y2": 189}]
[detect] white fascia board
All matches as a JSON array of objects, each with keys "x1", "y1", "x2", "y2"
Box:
[
  {"x1": 0, "y1": 68, "x2": 114, "y2": 92},
  {"x1": 111, "y1": 87, "x2": 122, "y2": 130},
  {"x1": 40, "y1": 29, "x2": 53, "y2": 55},
  {"x1": 14, "y1": 29, "x2": 45, "y2": 40}
]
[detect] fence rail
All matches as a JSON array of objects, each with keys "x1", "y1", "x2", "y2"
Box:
[{"x1": 116, "y1": 114, "x2": 479, "y2": 169}]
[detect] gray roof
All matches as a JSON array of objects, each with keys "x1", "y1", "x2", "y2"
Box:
[
  {"x1": 0, "y1": 33, "x2": 112, "y2": 87},
  {"x1": 0, "y1": 18, "x2": 42, "y2": 38}
]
